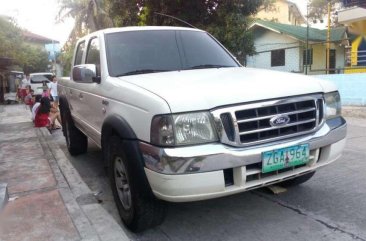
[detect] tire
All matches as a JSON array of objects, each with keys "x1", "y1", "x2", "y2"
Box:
[
  {"x1": 59, "y1": 100, "x2": 87, "y2": 156},
  {"x1": 108, "y1": 136, "x2": 165, "y2": 232},
  {"x1": 280, "y1": 171, "x2": 315, "y2": 187}
]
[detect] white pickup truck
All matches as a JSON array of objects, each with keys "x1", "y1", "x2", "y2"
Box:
[{"x1": 58, "y1": 26, "x2": 347, "y2": 232}]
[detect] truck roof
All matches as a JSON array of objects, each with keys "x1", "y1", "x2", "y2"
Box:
[{"x1": 96, "y1": 26, "x2": 204, "y2": 35}]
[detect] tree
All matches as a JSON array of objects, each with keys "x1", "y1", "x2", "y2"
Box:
[
  {"x1": 57, "y1": 0, "x2": 115, "y2": 75},
  {"x1": 0, "y1": 16, "x2": 49, "y2": 73},
  {"x1": 104, "y1": 0, "x2": 270, "y2": 64},
  {"x1": 308, "y1": 0, "x2": 341, "y2": 26},
  {"x1": 57, "y1": 0, "x2": 114, "y2": 40}
]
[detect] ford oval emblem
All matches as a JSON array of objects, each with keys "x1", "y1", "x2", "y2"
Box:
[{"x1": 269, "y1": 115, "x2": 291, "y2": 127}]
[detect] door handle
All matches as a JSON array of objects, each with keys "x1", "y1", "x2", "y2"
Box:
[
  {"x1": 79, "y1": 93, "x2": 83, "y2": 99},
  {"x1": 102, "y1": 99, "x2": 109, "y2": 106}
]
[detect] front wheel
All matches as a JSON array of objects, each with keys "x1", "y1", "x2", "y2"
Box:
[
  {"x1": 280, "y1": 171, "x2": 315, "y2": 187},
  {"x1": 108, "y1": 136, "x2": 165, "y2": 232}
]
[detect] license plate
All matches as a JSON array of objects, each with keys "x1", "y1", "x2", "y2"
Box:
[{"x1": 262, "y1": 144, "x2": 309, "y2": 173}]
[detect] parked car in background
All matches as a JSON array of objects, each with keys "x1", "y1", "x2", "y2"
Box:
[
  {"x1": 3, "y1": 71, "x2": 24, "y2": 103},
  {"x1": 30, "y1": 72, "x2": 53, "y2": 96}
]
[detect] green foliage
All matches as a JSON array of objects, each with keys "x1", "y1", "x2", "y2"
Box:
[
  {"x1": 0, "y1": 17, "x2": 49, "y2": 73},
  {"x1": 308, "y1": 0, "x2": 341, "y2": 26},
  {"x1": 57, "y1": 0, "x2": 114, "y2": 75},
  {"x1": 59, "y1": 41, "x2": 75, "y2": 76},
  {"x1": 103, "y1": 0, "x2": 270, "y2": 64},
  {"x1": 21, "y1": 45, "x2": 50, "y2": 73}
]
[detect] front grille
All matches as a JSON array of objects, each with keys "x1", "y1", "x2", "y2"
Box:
[{"x1": 212, "y1": 95, "x2": 324, "y2": 146}]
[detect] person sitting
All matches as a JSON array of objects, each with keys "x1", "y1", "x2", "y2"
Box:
[
  {"x1": 24, "y1": 89, "x2": 35, "y2": 106},
  {"x1": 34, "y1": 97, "x2": 61, "y2": 130},
  {"x1": 31, "y1": 95, "x2": 42, "y2": 121}
]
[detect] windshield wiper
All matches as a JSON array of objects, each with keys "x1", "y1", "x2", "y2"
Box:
[
  {"x1": 185, "y1": 64, "x2": 233, "y2": 70},
  {"x1": 116, "y1": 69, "x2": 169, "y2": 77}
]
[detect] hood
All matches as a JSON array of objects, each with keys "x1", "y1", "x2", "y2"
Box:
[{"x1": 119, "y1": 67, "x2": 337, "y2": 113}]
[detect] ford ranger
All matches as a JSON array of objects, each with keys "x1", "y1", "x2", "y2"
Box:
[{"x1": 58, "y1": 26, "x2": 347, "y2": 232}]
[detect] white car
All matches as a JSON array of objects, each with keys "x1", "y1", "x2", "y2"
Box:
[
  {"x1": 58, "y1": 26, "x2": 347, "y2": 232},
  {"x1": 30, "y1": 72, "x2": 53, "y2": 96}
]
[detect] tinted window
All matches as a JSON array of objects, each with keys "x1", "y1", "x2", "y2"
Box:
[
  {"x1": 86, "y1": 38, "x2": 100, "y2": 65},
  {"x1": 179, "y1": 31, "x2": 238, "y2": 69},
  {"x1": 105, "y1": 30, "x2": 238, "y2": 77},
  {"x1": 74, "y1": 41, "x2": 85, "y2": 65},
  {"x1": 106, "y1": 31, "x2": 181, "y2": 77},
  {"x1": 86, "y1": 37, "x2": 101, "y2": 75}
]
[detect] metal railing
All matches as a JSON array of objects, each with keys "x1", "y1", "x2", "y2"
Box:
[{"x1": 346, "y1": 50, "x2": 366, "y2": 65}]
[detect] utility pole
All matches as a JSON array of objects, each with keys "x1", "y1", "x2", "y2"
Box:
[
  {"x1": 326, "y1": 0, "x2": 331, "y2": 74},
  {"x1": 305, "y1": 1, "x2": 309, "y2": 75}
]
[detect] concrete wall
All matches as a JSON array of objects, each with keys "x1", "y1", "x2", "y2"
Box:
[
  {"x1": 315, "y1": 73, "x2": 366, "y2": 106},
  {"x1": 247, "y1": 29, "x2": 301, "y2": 72}
]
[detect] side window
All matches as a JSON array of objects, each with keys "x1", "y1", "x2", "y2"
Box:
[
  {"x1": 86, "y1": 37, "x2": 101, "y2": 75},
  {"x1": 74, "y1": 41, "x2": 85, "y2": 65}
]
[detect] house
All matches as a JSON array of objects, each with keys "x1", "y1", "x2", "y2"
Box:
[
  {"x1": 246, "y1": 20, "x2": 347, "y2": 74},
  {"x1": 22, "y1": 31, "x2": 62, "y2": 75},
  {"x1": 254, "y1": 0, "x2": 305, "y2": 26},
  {"x1": 338, "y1": 0, "x2": 366, "y2": 73}
]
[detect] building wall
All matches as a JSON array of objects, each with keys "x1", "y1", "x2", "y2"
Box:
[
  {"x1": 300, "y1": 43, "x2": 345, "y2": 75},
  {"x1": 247, "y1": 28, "x2": 301, "y2": 72},
  {"x1": 316, "y1": 73, "x2": 366, "y2": 105},
  {"x1": 254, "y1": 0, "x2": 303, "y2": 25}
]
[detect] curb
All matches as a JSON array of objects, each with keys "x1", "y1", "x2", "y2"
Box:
[
  {"x1": 0, "y1": 183, "x2": 8, "y2": 210},
  {"x1": 36, "y1": 128, "x2": 131, "y2": 241}
]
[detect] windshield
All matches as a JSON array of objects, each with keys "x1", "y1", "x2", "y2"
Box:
[
  {"x1": 105, "y1": 30, "x2": 239, "y2": 77},
  {"x1": 30, "y1": 74, "x2": 52, "y2": 83}
]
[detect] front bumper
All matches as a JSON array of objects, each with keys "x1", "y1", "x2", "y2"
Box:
[{"x1": 140, "y1": 117, "x2": 347, "y2": 202}]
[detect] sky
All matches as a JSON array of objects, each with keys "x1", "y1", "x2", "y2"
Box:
[
  {"x1": 0, "y1": 0, "x2": 309, "y2": 45},
  {"x1": 0, "y1": 0, "x2": 74, "y2": 44}
]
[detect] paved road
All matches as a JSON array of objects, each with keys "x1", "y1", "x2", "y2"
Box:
[{"x1": 53, "y1": 117, "x2": 366, "y2": 241}]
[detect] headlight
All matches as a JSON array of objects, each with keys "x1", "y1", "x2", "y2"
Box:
[
  {"x1": 151, "y1": 112, "x2": 218, "y2": 146},
  {"x1": 324, "y1": 91, "x2": 341, "y2": 119}
]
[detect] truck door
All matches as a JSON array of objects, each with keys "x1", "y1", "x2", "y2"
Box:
[
  {"x1": 77, "y1": 37, "x2": 104, "y2": 143},
  {"x1": 67, "y1": 40, "x2": 86, "y2": 125}
]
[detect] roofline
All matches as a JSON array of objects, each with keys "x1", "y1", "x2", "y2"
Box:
[
  {"x1": 249, "y1": 21, "x2": 347, "y2": 43},
  {"x1": 248, "y1": 22, "x2": 281, "y2": 34},
  {"x1": 286, "y1": 0, "x2": 306, "y2": 23},
  {"x1": 249, "y1": 22, "x2": 305, "y2": 42}
]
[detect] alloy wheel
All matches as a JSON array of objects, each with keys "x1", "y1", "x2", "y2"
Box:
[{"x1": 114, "y1": 156, "x2": 132, "y2": 210}]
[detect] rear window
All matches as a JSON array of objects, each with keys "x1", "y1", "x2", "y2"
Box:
[{"x1": 30, "y1": 74, "x2": 52, "y2": 84}]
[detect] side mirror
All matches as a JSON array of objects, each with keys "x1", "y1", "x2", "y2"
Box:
[{"x1": 72, "y1": 64, "x2": 100, "y2": 83}]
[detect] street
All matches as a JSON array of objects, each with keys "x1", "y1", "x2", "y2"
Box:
[{"x1": 54, "y1": 117, "x2": 366, "y2": 241}]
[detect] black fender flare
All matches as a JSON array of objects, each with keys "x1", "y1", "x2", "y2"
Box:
[
  {"x1": 101, "y1": 115, "x2": 137, "y2": 141},
  {"x1": 101, "y1": 115, "x2": 154, "y2": 198},
  {"x1": 101, "y1": 114, "x2": 139, "y2": 167}
]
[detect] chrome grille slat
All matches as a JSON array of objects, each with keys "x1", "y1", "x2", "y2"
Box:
[
  {"x1": 211, "y1": 94, "x2": 324, "y2": 147},
  {"x1": 238, "y1": 119, "x2": 316, "y2": 135},
  {"x1": 236, "y1": 107, "x2": 316, "y2": 123}
]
